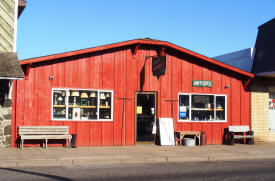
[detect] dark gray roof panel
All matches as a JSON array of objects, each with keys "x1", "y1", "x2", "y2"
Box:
[
  {"x1": 0, "y1": 52, "x2": 24, "y2": 79},
  {"x1": 252, "y1": 18, "x2": 275, "y2": 74}
]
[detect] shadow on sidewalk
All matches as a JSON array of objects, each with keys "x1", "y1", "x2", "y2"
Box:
[{"x1": 0, "y1": 167, "x2": 73, "y2": 181}]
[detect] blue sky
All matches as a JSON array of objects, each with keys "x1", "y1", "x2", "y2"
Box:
[{"x1": 17, "y1": 0, "x2": 275, "y2": 60}]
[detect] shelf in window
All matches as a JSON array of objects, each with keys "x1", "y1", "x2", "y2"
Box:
[
  {"x1": 53, "y1": 105, "x2": 66, "y2": 108},
  {"x1": 69, "y1": 105, "x2": 97, "y2": 108},
  {"x1": 191, "y1": 108, "x2": 213, "y2": 111},
  {"x1": 99, "y1": 106, "x2": 110, "y2": 109},
  {"x1": 191, "y1": 108, "x2": 224, "y2": 111}
]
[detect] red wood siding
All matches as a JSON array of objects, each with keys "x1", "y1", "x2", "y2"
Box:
[{"x1": 12, "y1": 45, "x2": 251, "y2": 147}]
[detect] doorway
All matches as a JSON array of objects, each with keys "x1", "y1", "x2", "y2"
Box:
[{"x1": 136, "y1": 92, "x2": 157, "y2": 142}]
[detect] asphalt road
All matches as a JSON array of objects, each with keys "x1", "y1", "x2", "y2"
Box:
[{"x1": 1, "y1": 159, "x2": 275, "y2": 181}]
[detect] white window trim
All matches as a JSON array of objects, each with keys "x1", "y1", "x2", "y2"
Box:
[
  {"x1": 51, "y1": 88, "x2": 114, "y2": 122},
  {"x1": 178, "y1": 93, "x2": 227, "y2": 123}
]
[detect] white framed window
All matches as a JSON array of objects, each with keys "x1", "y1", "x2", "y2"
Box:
[
  {"x1": 52, "y1": 88, "x2": 113, "y2": 121},
  {"x1": 178, "y1": 93, "x2": 227, "y2": 122}
]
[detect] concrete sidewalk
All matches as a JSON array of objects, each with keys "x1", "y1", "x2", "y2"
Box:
[{"x1": 1, "y1": 142, "x2": 275, "y2": 168}]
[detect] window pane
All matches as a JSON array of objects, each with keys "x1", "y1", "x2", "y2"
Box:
[
  {"x1": 216, "y1": 96, "x2": 226, "y2": 121},
  {"x1": 99, "y1": 91, "x2": 112, "y2": 119},
  {"x1": 52, "y1": 90, "x2": 67, "y2": 119},
  {"x1": 68, "y1": 90, "x2": 98, "y2": 120},
  {"x1": 191, "y1": 95, "x2": 214, "y2": 121},
  {"x1": 179, "y1": 95, "x2": 190, "y2": 120},
  {"x1": 88, "y1": 91, "x2": 98, "y2": 120}
]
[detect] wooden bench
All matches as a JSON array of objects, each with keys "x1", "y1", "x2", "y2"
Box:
[
  {"x1": 224, "y1": 126, "x2": 254, "y2": 145},
  {"x1": 18, "y1": 126, "x2": 72, "y2": 149}
]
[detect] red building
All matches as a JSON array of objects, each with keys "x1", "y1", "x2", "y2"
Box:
[{"x1": 11, "y1": 39, "x2": 254, "y2": 147}]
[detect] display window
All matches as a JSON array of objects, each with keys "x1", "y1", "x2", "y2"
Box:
[
  {"x1": 178, "y1": 93, "x2": 227, "y2": 122},
  {"x1": 52, "y1": 88, "x2": 113, "y2": 121}
]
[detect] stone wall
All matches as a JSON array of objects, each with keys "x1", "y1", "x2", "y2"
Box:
[
  {"x1": 0, "y1": 105, "x2": 12, "y2": 147},
  {"x1": 0, "y1": 80, "x2": 12, "y2": 147}
]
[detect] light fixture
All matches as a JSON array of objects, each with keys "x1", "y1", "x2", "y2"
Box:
[
  {"x1": 71, "y1": 91, "x2": 80, "y2": 97},
  {"x1": 100, "y1": 93, "x2": 106, "y2": 99},
  {"x1": 80, "y1": 92, "x2": 88, "y2": 98},
  {"x1": 105, "y1": 93, "x2": 110, "y2": 98},
  {"x1": 225, "y1": 85, "x2": 230, "y2": 88},
  {"x1": 90, "y1": 92, "x2": 96, "y2": 98}
]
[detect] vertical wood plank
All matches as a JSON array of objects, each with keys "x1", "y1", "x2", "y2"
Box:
[
  {"x1": 192, "y1": 63, "x2": 203, "y2": 93},
  {"x1": 23, "y1": 66, "x2": 39, "y2": 126},
  {"x1": 64, "y1": 58, "x2": 78, "y2": 135},
  {"x1": 212, "y1": 70, "x2": 222, "y2": 94},
  {"x1": 171, "y1": 55, "x2": 182, "y2": 131},
  {"x1": 114, "y1": 50, "x2": 127, "y2": 145},
  {"x1": 11, "y1": 80, "x2": 19, "y2": 147},
  {"x1": 15, "y1": 79, "x2": 25, "y2": 130},
  {"x1": 211, "y1": 124, "x2": 221, "y2": 144},
  {"x1": 102, "y1": 51, "x2": 115, "y2": 146},
  {"x1": 182, "y1": 59, "x2": 192, "y2": 93},
  {"x1": 125, "y1": 48, "x2": 137, "y2": 145},
  {"x1": 181, "y1": 58, "x2": 192, "y2": 131},
  {"x1": 221, "y1": 72, "x2": 231, "y2": 142},
  {"x1": 37, "y1": 65, "x2": 52, "y2": 126},
  {"x1": 240, "y1": 81, "x2": 250, "y2": 126},
  {"x1": 137, "y1": 49, "x2": 146, "y2": 91},
  {"x1": 202, "y1": 66, "x2": 212, "y2": 94},
  {"x1": 149, "y1": 49, "x2": 159, "y2": 91},
  {"x1": 143, "y1": 49, "x2": 150, "y2": 91},
  {"x1": 89, "y1": 55, "x2": 102, "y2": 146},
  {"x1": 203, "y1": 123, "x2": 212, "y2": 144},
  {"x1": 50, "y1": 62, "x2": 65, "y2": 127},
  {"x1": 160, "y1": 54, "x2": 172, "y2": 117},
  {"x1": 76, "y1": 56, "x2": 90, "y2": 146},
  {"x1": 231, "y1": 78, "x2": 241, "y2": 126}
]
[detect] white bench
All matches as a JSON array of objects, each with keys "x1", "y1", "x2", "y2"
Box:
[
  {"x1": 18, "y1": 126, "x2": 72, "y2": 149},
  {"x1": 224, "y1": 126, "x2": 254, "y2": 145}
]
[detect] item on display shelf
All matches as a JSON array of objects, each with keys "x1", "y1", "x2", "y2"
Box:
[
  {"x1": 57, "y1": 96, "x2": 63, "y2": 105},
  {"x1": 73, "y1": 108, "x2": 81, "y2": 120},
  {"x1": 151, "y1": 107, "x2": 155, "y2": 115},
  {"x1": 54, "y1": 94, "x2": 58, "y2": 105}
]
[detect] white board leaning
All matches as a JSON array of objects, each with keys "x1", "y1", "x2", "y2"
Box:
[{"x1": 159, "y1": 118, "x2": 175, "y2": 146}]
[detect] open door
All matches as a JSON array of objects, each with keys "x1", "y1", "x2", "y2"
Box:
[{"x1": 136, "y1": 92, "x2": 157, "y2": 143}]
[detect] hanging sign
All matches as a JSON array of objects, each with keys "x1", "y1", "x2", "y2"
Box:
[
  {"x1": 192, "y1": 80, "x2": 213, "y2": 87},
  {"x1": 152, "y1": 55, "x2": 166, "y2": 79}
]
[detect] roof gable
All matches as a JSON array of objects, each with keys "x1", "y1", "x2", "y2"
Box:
[{"x1": 20, "y1": 38, "x2": 254, "y2": 78}]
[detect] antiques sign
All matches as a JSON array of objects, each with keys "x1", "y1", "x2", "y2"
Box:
[
  {"x1": 192, "y1": 80, "x2": 213, "y2": 87},
  {"x1": 152, "y1": 55, "x2": 166, "y2": 79}
]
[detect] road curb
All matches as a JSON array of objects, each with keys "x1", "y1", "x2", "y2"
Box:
[{"x1": 2, "y1": 150, "x2": 275, "y2": 167}]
